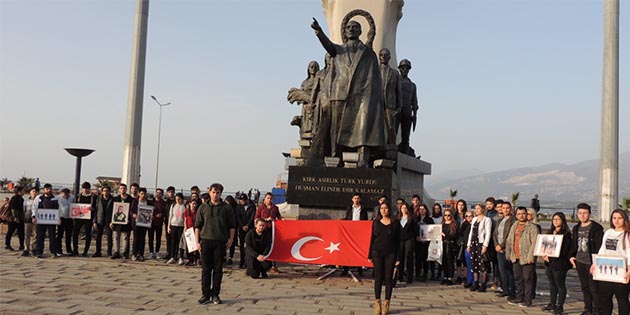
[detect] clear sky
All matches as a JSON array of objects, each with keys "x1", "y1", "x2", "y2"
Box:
[{"x1": 0, "y1": 0, "x2": 627, "y2": 194}]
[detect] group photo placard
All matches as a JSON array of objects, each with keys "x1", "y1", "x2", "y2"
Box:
[
  {"x1": 534, "y1": 234, "x2": 564, "y2": 257},
  {"x1": 136, "y1": 205, "x2": 153, "y2": 228},
  {"x1": 419, "y1": 224, "x2": 442, "y2": 241},
  {"x1": 112, "y1": 202, "x2": 129, "y2": 225},
  {"x1": 70, "y1": 203, "x2": 92, "y2": 220},
  {"x1": 592, "y1": 254, "x2": 628, "y2": 283},
  {"x1": 36, "y1": 209, "x2": 60, "y2": 225}
]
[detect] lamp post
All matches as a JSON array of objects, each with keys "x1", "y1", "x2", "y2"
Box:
[
  {"x1": 150, "y1": 95, "x2": 171, "y2": 190},
  {"x1": 64, "y1": 148, "x2": 95, "y2": 195}
]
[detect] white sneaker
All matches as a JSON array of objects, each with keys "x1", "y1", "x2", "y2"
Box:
[
  {"x1": 178, "y1": 258, "x2": 185, "y2": 265},
  {"x1": 166, "y1": 258, "x2": 176, "y2": 264}
]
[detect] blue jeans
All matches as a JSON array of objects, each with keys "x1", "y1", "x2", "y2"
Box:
[
  {"x1": 465, "y1": 249, "x2": 474, "y2": 285},
  {"x1": 497, "y1": 252, "x2": 515, "y2": 296}
]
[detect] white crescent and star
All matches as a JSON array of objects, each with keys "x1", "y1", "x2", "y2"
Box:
[{"x1": 291, "y1": 237, "x2": 341, "y2": 261}]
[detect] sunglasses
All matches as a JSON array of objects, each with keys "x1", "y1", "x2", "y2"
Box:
[
  {"x1": 465, "y1": 215, "x2": 473, "y2": 218},
  {"x1": 444, "y1": 214, "x2": 452, "y2": 217}
]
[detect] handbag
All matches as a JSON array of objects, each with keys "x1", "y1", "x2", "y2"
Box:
[
  {"x1": 456, "y1": 245, "x2": 465, "y2": 261},
  {"x1": 482, "y1": 252, "x2": 491, "y2": 263}
]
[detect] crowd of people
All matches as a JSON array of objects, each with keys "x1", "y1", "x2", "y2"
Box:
[{"x1": 2, "y1": 185, "x2": 629, "y2": 315}]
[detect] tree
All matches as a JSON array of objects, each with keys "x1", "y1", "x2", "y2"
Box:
[
  {"x1": 17, "y1": 176, "x2": 35, "y2": 188},
  {"x1": 0, "y1": 177, "x2": 9, "y2": 190},
  {"x1": 511, "y1": 192, "x2": 520, "y2": 208},
  {"x1": 449, "y1": 188, "x2": 458, "y2": 209}
]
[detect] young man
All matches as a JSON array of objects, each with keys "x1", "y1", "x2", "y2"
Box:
[
  {"x1": 505, "y1": 207, "x2": 539, "y2": 308},
  {"x1": 93, "y1": 186, "x2": 114, "y2": 257},
  {"x1": 32, "y1": 183, "x2": 60, "y2": 258},
  {"x1": 73, "y1": 182, "x2": 96, "y2": 257},
  {"x1": 254, "y1": 193, "x2": 284, "y2": 273},
  {"x1": 238, "y1": 194, "x2": 257, "y2": 269},
  {"x1": 56, "y1": 188, "x2": 75, "y2": 255},
  {"x1": 493, "y1": 201, "x2": 516, "y2": 298},
  {"x1": 485, "y1": 197, "x2": 500, "y2": 291},
  {"x1": 149, "y1": 188, "x2": 166, "y2": 259},
  {"x1": 245, "y1": 218, "x2": 272, "y2": 279},
  {"x1": 5, "y1": 186, "x2": 25, "y2": 251},
  {"x1": 129, "y1": 183, "x2": 139, "y2": 199},
  {"x1": 341, "y1": 193, "x2": 368, "y2": 276},
  {"x1": 569, "y1": 203, "x2": 604, "y2": 315},
  {"x1": 195, "y1": 183, "x2": 235, "y2": 305},
  {"x1": 111, "y1": 183, "x2": 133, "y2": 259},
  {"x1": 130, "y1": 187, "x2": 153, "y2": 261},
  {"x1": 163, "y1": 186, "x2": 176, "y2": 260},
  {"x1": 22, "y1": 187, "x2": 39, "y2": 256}
]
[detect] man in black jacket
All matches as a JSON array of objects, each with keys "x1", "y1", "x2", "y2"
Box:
[
  {"x1": 92, "y1": 186, "x2": 114, "y2": 257},
  {"x1": 33, "y1": 183, "x2": 60, "y2": 258},
  {"x1": 5, "y1": 186, "x2": 25, "y2": 251},
  {"x1": 245, "y1": 218, "x2": 272, "y2": 279},
  {"x1": 341, "y1": 193, "x2": 368, "y2": 276},
  {"x1": 569, "y1": 203, "x2": 604, "y2": 315},
  {"x1": 237, "y1": 193, "x2": 256, "y2": 269}
]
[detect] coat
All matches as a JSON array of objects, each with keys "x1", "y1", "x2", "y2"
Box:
[{"x1": 505, "y1": 221, "x2": 539, "y2": 265}]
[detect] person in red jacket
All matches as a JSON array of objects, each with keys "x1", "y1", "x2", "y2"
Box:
[{"x1": 254, "y1": 193, "x2": 284, "y2": 272}]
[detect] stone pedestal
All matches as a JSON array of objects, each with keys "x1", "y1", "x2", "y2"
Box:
[{"x1": 286, "y1": 153, "x2": 431, "y2": 219}]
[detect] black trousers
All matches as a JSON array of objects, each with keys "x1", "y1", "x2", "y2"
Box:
[
  {"x1": 598, "y1": 280, "x2": 630, "y2": 315},
  {"x1": 576, "y1": 261, "x2": 600, "y2": 313},
  {"x1": 442, "y1": 242, "x2": 456, "y2": 279},
  {"x1": 164, "y1": 221, "x2": 171, "y2": 258},
  {"x1": 398, "y1": 239, "x2": 415, "y2": 280},
  {"x1": 372, "y1": 250, "x2": 396, "y2": 300},
  {"x1": 169, "y1": 226, "x2": 183, "y2": 259},
  {"x1": 247, "y1": 256, "x2": 271, "y2": 278},
  {"x1": 94, "y1": 223, "x2": 113, "y2": 256},
  {"x1": 238, "y1": 230, "x2": 247, "y2": 266},
  {"x1": 201, "y1": 239, "x2": 226, "y2": 298},
  {"x1": 5, "y1": 221, "x2": 24, "y2": 249},
  {"x1": 56, "y1": 218, "x2": 73, "y2": 254},
  {"x1": 72, "y1": 219, "x2": 92, "y2": 254},
  {"x1": 229, "y1": 231, "x2": 238, "y2": 259},
  {"x1": 513, "y1": 261, "x2": 535, "y2": 303},
  {"x1": 415, "y1": 241, "x2": 429, "y2": 277},
  {"x1": 35, "y1": 224, "x2": 57, "y2": 255},
  {"x1": 133, "y1": 225, "x2": 148, "y2": 257},
  {"x1": 148, "y1": 224, "x2": 162, "y2": 254},
  {"x1": 545, "y1": 267, "x2": 568, "y2": 307}
]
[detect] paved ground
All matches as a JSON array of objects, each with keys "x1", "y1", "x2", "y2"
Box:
[{"x1": 0, "y1": 236, "x2": 608, "y2": 315}]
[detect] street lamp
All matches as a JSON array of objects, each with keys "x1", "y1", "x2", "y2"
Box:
[
  {"x1": 64, "y1": 148, "x2": 95, "y2": 195},
  {"x1": 150, "y1": 95, "x2": 171, "y2": 190}
]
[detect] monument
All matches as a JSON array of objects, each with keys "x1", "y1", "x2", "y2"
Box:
[{"x1": 285, "y1": 1, "x2": 432, "y2": 219}]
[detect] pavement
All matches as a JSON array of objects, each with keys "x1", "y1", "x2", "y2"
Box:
[{"x1": 0, "y1": 235, "x2": 616, "y2": 315}]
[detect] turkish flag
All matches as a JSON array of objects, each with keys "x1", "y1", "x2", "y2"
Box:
[{"x1": 265, "y1": 220, "x2": 373, "y2": 267}]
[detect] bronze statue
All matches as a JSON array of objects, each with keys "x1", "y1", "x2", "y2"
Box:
[
  {"x1": 398, "y1": 59, "x2": 418, "y2": 155},
  {"x1": 288, "y1": 61, "x2": 320, "y2": 140},
  {"x1": 379, "y1": 48, "x2": 402, "y2": 145},
  {"x1": 308, "y1": 54, "x2": 334, "y2": 166},
  {"x1": 310, "y1": 18, "x2": 386, "y2": 167}
]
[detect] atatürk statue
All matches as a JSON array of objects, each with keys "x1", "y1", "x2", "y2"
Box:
[
  {"x1": 379, "y1": 48, "x2": 402, "y2": 145},
  {"x1": 310, "y1": 18, "x2": 386, "y2": 167},
  {"x1": 398, "y1": 59, "x2": 418, "y2": 155}
]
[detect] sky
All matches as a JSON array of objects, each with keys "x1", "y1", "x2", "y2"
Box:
[{"x1": 0, "y1": 0, "x2": 627, "y2": 195}]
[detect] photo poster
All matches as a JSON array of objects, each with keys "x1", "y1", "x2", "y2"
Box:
[
  {"x1": 70, "y1": 203, "x2": 92, "y2": 220},
  {"x1": 420, "y1": 224, "x2": 443, "y2": 241},
  {"x1": 112, "y1": 202, "x2": 129, "y2": 225},
  {"x1": 184, "y1": 227, "x2": 200, "y2": 253},
  {"x1": 136, "y1": 205, "x2": 153, "y2": 228},
  {"x1": 534, "y1": 234, "x2": 564, "y2": 257},
  {"x1": 592, "y1": 254, "x2": 628, "y2": 284},
  {"x1": 36, "y1": 209, "x2": 60, "y2": 225}
]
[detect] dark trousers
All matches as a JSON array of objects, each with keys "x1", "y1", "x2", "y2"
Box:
[
  {"x1": 247, "y1": 256, "x2": 271, "y2": 278},
  {"x1": 148, "y1": 224, "x2": 162, "y2": 254},
  {"x1": 545, "y1": 267, "x2": 568, "y2": 307},
  {"x1": 372, "y1": 251, "x2": 396, "y2": 300},
  {"x1": 576, "y1": 261, "x2": 600, "y2": 313},
  {"x1": 238, "y1": 230, "x2": 247, "y2": 266},
  {"x1": 598, "y1": 280, "x2": 630, "y2": 315},
  {"x1": 35, "y1": 224, "x2": 57, "y2": 255},
  {"x1": 56, "y1": 218, "x2": 73, "y2": 254},
  {"x1": 5, "y1": 221, "x2": 24, "y2": 249},
  {"x1": 415, "y1": 241, "x2": 429, "y2": 277},
  {"x1": 170, "y1": 226, "x2": 183, "y2": 259},
  {"x1": 229, "y1": 231, "x2": 238, "y2": 259},
  {"x1": 94, "y1": 223, "x2": 113, "y2": 256},
  {"x1": 442, "y1": 242, "x2": 455, "y2": 279},
  {"x1": 398, "y1": 239, "x2": 415, "y2": 280},
  {"x1": 164, "y1": 222, "x2": 171, "y2": 258},
  {"x1": 497, "y1": 252, "x2": 515, "y2": 296},
  {"x1": 72, "y1": 219, "x2": 92, "y2": 254},
  {"x1": 513, "y1": 261, "x2": 535, "y2": 303},
  {"x1": 201, "y1": 239, "x2": 226, "y2": 298},
  {"x1": 133, "y1": 225, "x2": 148, "y2": 257}
]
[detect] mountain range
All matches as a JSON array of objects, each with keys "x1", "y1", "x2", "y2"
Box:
[{"x1": 425, "y1": 152, "x2": 630, "y2": 207}]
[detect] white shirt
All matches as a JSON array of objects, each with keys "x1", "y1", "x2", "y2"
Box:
[
  {"x1": 57, "y1": 194, "x2": 75, "y2": 218},
  {"x1": 352, "y1": 204, "x2": 362, "y2": 221},
  {"x1": 598, "y1": 229, "x2": 630, "y2": 263}
]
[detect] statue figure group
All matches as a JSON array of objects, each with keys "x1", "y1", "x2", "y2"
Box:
[{"x1": 288, "y1": 16, "x2": 419, "y2": 167}]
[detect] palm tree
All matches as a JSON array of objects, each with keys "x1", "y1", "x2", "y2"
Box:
[
  {"x1": 17, "y1": 176, "x2": 35, "y2": 188},
  {"x1": 511, "y1": 192, "x2": 520, "y2": 208},
  {"x1": 0, "y1": 177, "x2": 9, "y2": 190},
  {"x1": 449, "y1": 188, "x2": 458, "y2": 209}
]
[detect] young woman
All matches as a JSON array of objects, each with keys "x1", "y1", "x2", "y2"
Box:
[
  {"x1": 455, "y1": 199, "x2": 468, "y2": 284},
  {"x1": 461, "y1": 210, "x2": 475, "y2": 288},
  {"x1": 466, "y1": 203, "x2": 492, "y2": 292},
  {"x1": 432, "y1": 203, "x2": 443, "y2": 224},
  {"x1": 369, "y1": 203, "x2": 400, "y2": 315},
  {"x1": 183, "y1": 199, "x2": 199, "y2": 265},
  {"x1": 430, "y1": 203, "x2": 444, "y2": 280},
  {"x1": 542, "y1": 212, "x2": 572, "y2": 315},
  {"x1": 398, "y1": 203, "x2": 417, "y2": 284},
  {"x1": 414, "y1": 204, "x2": 434, "y2": 282},
  {"x1": 166, "y1": 193, "x2": 186, "y2": 265},
  {"x1": 592, "y1": 209, "x2": 630, "y2": 315},
  {"x1": 441, "y1": 209, "x2": 459, "y2": 285}
]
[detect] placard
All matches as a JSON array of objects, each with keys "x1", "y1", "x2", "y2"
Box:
[
  {"x1": 184, "y1": 227, "x2": 200, "y2": 253},
  {"x1": 534, "y1": 234, "x2": 564, "y2": 257},
  {"x1": 36, "y1": 209, "x2": 60, "y2": 225},
  {"x1": 419, "y1": 224, "x2": 442, "y2": 241},
  {"x1": 112, "y1": 202, "x2": 129, "y2": 225},
  {"x1": 70, "y1": 203, "x2": 92, "y2": 220},
  {"x1": 592, "y1": 254, "x2": 628, "y2": 284},
  {"x1": 136, "y1": 205, "x2": 153, "y2": 228}
]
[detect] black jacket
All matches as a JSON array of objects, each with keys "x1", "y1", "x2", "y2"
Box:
[
  {"x1": 8, "y1": 193, "x2": 24, "y2": 223},
  {"x1": 399, "y1": 216, "x2": 418, "y2": 241},
  {"x1": 569, "y1": 220, "x2": 604, "y2": 259},
  {"x1": 545, "y1": 230, "x2": 572, "y2": 271},
  {"x1": 344, "y1": 203, "x2": 368, "y2": 221},
  {"x1": 245, "y1": 229, "x2": 271, "y2": 259}
]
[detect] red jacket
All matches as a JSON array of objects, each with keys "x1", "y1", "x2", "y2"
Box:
[
  {"x1": 184, "y1": 206, "x2": 197, "y2": 230},
  {"x1": 254, "y1": 204, "x2": 282, "y2": 228}
]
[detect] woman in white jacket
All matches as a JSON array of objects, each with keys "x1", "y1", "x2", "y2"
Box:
[{"x1": 466, "y1": 203, "x2": 493, "y2": 292}]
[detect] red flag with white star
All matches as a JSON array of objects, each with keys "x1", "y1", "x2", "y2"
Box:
[{"x1": 265, "y1": 220, "x2": 373, "y2": 267}]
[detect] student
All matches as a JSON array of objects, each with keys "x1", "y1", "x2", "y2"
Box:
[
  {"x1": 73, "y1": 182, "x2": 96, "y2": 257},
  {"x1": 130, "y1": 187, "x2": 153, "y2": 261},
  {"x1": 467, "y1": 204, "x2": 492, "y2": 292},
  {"x1": 166, "y1": 193, "x2": 186, "y2": 265},
  {"x1": 148, "y1": 188, "x2": 166, "y2": 259},
  {"x1": 32, "y1": 183, "x2": 60, "y2": 258},
  {"x1": 505, "y1": 207, "x2": 539, "y2": 308},
  {"x1": 342, "y1": 193, "x2": 368, "y2": 277},
  {"x1": 398, "y1": 202, "x2": 417, "y2": 283},
  {"x1": 245, "y1": 218, "x2": 272, "y2": 279},
  {"x1": 22, "y1": 187, "x2": 39, "y2": 256},
  {"x1": 494, "y1": 201, "x2": 516, "y2": 298},
  {"x1": 5, "y1": 186, "x2": 25, "y2": 251},
  {"x1": 414, "y1": 203, "x2": 434, "y2": 282},
  {"x1": 92, "y1": 186, "x2": 114, "y2": 257},
  {"x1": 369, "y1": 202, "x2": 400, "y2": 315},
  {"x1": 542, "y1": 212, "x2": 572, "y2": 315},
  {"x1": 441, "y1": 209, "x2": 459, "y2": 285},
  {"x1": 111, "y1": 184, "x2": 133, "y2": 259},
  {"x1": 56, "y1": 188, "x2": 74, "y2": 255}
]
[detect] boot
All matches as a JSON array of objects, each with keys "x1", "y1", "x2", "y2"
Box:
[
  {"x1": 374, "y1": 299, "x2": 381, "y2": 315},
  {"x1": 382, "y1": 300, "x2": 390, "y2": 315}
]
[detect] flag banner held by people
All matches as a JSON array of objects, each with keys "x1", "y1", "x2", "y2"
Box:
[
  {"x1": 265, "y1": 220, "x2": 373, "y2": 267},
  {"x1": 70, "y1": 203, "x2": 91, "y2": 220}
]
